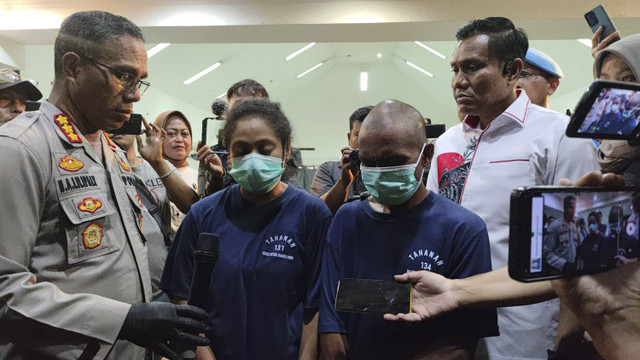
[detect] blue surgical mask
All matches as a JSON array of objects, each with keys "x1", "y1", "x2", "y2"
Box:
[
  {"x1": 611, "y1": 104, "x2": 619, "y2": 112},
  {"x1": 229, "y1": 153, "x2": 285, "y2": 194},
  {"x1": 589, "y1": 224, "x2": 598, "y2": 233},
  {"x1": 360, "y1": 144, "x2": 426, "y2": 206}
]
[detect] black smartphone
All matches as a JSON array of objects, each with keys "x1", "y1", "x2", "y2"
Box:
[
  {"x1": 334, "y1": 278, "x2": 411, "y2": 314},
  {"x1": 25, "y1": 101, "x2": 41, "y2": 111},
  {"x1": 565, "y1": 80, "x2": 640, "y2": 141},
  {"x1": 108, "y1": 113, "x2": 142, "y2": 135},
  {"x1": 585, "y1": 4, "x2": 621, "y2": 44},
  {"x1": 509, "y1": 186, "x2": 640, "y2": 282},
  {"x1": 425, "y1": 124, "x2": 446, "y2": 138}
]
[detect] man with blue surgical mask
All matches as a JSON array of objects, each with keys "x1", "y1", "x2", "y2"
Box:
[{"x1": 318, "y1": 99, "x2": 498, "y2": 360}]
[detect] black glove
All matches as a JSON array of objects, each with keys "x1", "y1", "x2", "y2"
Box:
[{"x1": 118, "y1": 302, "x2": 210, "y2": 360}]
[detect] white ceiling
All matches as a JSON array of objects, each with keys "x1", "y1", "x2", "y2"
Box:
[{"x1": 2, "y1": 0, "x2": 639, "y2": 164}]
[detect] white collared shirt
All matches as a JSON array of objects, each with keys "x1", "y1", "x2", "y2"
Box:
[{"x1": 427, "y1": 90, "x2": 599, "y2": 360}]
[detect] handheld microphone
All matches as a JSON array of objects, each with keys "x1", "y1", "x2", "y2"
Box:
[{"x1": 180, "y1": 232, "x2": 220, "y2": 359}]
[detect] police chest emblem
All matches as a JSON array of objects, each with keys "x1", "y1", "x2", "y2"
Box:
[
  {"x1": 82, "y1": 222, "x2": 103, "y2": 249},
  {"x1": 59, "y1": 155, "x2": 84, "y2": 172},
  {"x1": 54, "y1": 114, "x2": 82, "y2": 143},
  {"x1": 119, "y1": 158, "x2": 131, "y2": 172},
  {"x1": 78, "y1": 197, "x2": 102, "y2": 213}
]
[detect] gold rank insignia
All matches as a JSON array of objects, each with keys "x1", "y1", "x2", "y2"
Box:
[
  {"x1": 58, "y1": 155, "x2": 84, "y2": 172},
  {"x1": 106, "y1": 135, "x2": 118, "y2": 149},
  {"x1": 135, "y1": 194, "x2": 144, "y2": 208},
  {"x1": 54, "y1": 114, "x2": 82, "y2": 143},
  {"x1": 82, "y1": 222, "x2": 103, "y2": 249},
  {"x1": 77, "y1": 197, "x2": 102, "y2": 213},
  {"x1": 137, "y1": 214, "x2": 144, "y2": 233},
  {"x1": 119, "y1": 158, "x2": 131, "y2": 172}
]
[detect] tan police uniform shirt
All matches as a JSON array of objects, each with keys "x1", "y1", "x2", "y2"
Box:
[{"x1": 0, "y1": 101, "x2": 152, "y2": 359}]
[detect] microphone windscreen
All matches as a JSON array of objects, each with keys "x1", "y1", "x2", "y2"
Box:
[{"x1": 211, "y1": 99, "x2": 229, "y2": 117}]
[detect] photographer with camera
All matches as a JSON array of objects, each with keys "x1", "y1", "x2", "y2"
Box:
[{"x1": 311, "y1": 106, "x2": 371, "y2": 214}]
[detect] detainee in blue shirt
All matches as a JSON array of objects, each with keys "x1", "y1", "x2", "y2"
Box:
[
  {"x1": 319, "y1": 100, "x2": 498, "y2": 360},
  {"x1": 160, "y1": 100, "x2": 332, "y2": 360}
]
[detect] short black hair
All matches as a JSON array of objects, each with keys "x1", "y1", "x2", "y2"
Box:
[
  {"x1": 224, "y1": 99, "x2": 292, "y2": 151},
  {"x1": 456, "y1": 17, "x2": 528, "y2": 75},
  {"x1": 563, "y1": 195, "x2": 576, "y2": 211},
  {"x1": 349, "y1": 106, "x2": 373, "y2": 130},
  {"x1": 227, "y1": 79, "x2": 269, "y2": 101},
  {"x1": 54, "y1": 11, "x2": 144, "y2": 77}
]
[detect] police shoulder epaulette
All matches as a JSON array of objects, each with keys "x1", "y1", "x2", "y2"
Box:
[
  {"x1": 53, "y1": 113, "x2": 82, "y2": 143},
  {"x1": 0, "y1": 111, "x2": 41, "y2": 140}
]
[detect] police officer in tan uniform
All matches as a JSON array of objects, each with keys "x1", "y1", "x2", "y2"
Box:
[{"x1": 0, "y1": 11, "x2": 208, "y2": 360}]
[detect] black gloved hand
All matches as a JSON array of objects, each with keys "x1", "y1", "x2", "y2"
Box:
[{"x1": 118, "y1": 302, "x2": 210, "y2": 360}]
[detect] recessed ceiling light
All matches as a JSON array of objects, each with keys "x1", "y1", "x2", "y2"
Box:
[
  {"x1": 285, "y1": 43, "x2": 317, "y2": 61},
  {"x1": 296, "y1": 62, "x2": 324, "y2": 79},
  {"x1": 183, "y1": 62, "x2": 222, "y2": 85},
  {"x1": 577, "y1": 39, "x2": 592, "y2": 47},
  {"x1": 147, "y1": 43, "x2": 170, "y2": 58},
  {"x1": 377, "y1": 53, "x2": 382, "y2": 58},
  {"x1": 406, "y1": 61, "x2": 434, "y2": 77},
  {"x1": 414, "y1": 41, "x2": 446, "y2": 60},
  {"x1": 360, "y1": 71, "x2": 368, "y2": 91}
]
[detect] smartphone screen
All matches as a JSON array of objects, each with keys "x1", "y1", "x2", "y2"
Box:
[
  {"x1": 566, "y1": 80, "x2": 640, "y2": 142},
  {"x1": 510, "y1": 187, "x2": 640, "y2": 282},
  {"x1": 334, "y1": 278, "x2": 411, "y2": 314},
  {"x1": 576, "y1": 87, "x2": 640, "y2": 136},
  {"x1": 108, "y1": 113, "x2": 142, "y2": 135}
]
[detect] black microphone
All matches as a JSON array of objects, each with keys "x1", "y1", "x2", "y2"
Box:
[{"x1": 180, "y1": 232, "x2": 220, "y2": 359}]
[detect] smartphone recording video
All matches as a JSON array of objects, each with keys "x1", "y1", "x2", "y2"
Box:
[
  {"x1": 509, "y1": 187, "x2": 640, "y2": 282},
  {"x1": 566, "y1": 80, "x2": 640, "y2": 141},
  {"x1": 584, "y1": 4, "x2": 621, "y2": 44}
]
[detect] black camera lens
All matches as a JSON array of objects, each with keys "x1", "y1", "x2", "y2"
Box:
[
  {"x1": 349, "y1": 150, "x2": 361, "y2": 166},
  {"x1": 585, "y1": 12, "x2": 598, "y2": 27}
]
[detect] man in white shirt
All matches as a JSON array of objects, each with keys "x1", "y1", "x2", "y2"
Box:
[{"x1": 426, "y1": 17, "x2": 599, "y2": 360}]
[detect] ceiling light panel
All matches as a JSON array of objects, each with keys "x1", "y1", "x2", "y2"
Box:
[
  {"x1": 147, "y1": 43, "x2": 171, "y2": 58},
  {"x1": 406, "y1": 61, "x2": 434, "y2": 77},
  {"x1": 296, "y1": 62, "x2": 323, "y2": 79},
  {"x1": 414, "y1": 41, "x2": 446, "y2": 60},
  {"x1": 183, "y1": 62, "x2": 222, "y2": 85},
  {"x1": 285, "y1": 42, "x2": 317, "y2": 61},
  {"x1": 360, "y1": 71, "x2": 368, "y2": 91}
]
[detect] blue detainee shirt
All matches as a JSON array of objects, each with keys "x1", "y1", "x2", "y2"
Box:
[
  {"x1": 319, "y1": 192, "x2": 499, "y2": 359},
  {"x1": 160, "y1": 184, "x2": 332, "y2": 360}
]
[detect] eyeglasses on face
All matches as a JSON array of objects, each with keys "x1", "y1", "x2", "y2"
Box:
[{"x1": 80, "y1": 54, "x2": 150, "y2": 96}]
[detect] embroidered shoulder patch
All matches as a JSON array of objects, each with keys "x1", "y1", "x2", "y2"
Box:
[{"x1": 54, "y1": 114, "x2": 82, "y2": 143}]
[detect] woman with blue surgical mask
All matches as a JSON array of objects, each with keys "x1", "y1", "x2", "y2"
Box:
[{"x1": 160, "y1": 100, "x2": 332, "y2": 360}]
